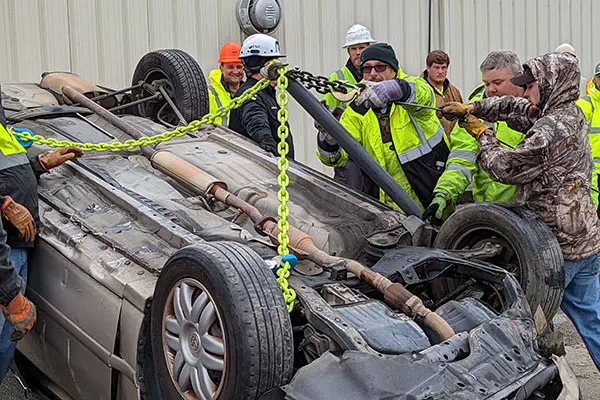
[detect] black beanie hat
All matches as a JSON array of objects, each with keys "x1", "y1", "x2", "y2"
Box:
[{"x1": 360, "y1": 43, "x2": 399, "y2": 72}]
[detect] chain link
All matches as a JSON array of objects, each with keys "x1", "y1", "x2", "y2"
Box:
[
  {"x1": 286, "y1": 67, "x2": 355, "y2": 95},
  {"x1": 274, "y1": 65, "x2": 297, "y2": 313},
  {"x1": 10, "y1": 78, "x2": 271, "y2": 152}
]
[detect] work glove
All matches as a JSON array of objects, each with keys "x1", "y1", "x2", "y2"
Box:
[
  {"x1": 355, "y1": 79, "x2": 405, "y2": 109},
  {"x1": 1, "y1": 293, "x2": 36, "y2": 341},
  {"x1": 422, "y1": 196, "x2": 449, "y2": 225},
  {"x1": 441, "y1": 102, "x2": 471, "y2": 121},
  {"x1": 315, "y1": 103, "x2": 343, "y2": 147},
  {"x1": 260, "y1": 140, "x2": 279, "y2": 156},
  {"x1": 459, "y1": 114, "x2": 489, "y2": 140},
  {"x1": 38, "y1": 147, "x2": 84, "y2": 171},
  {"x1": 1, "y1": 196, "x2": 36, "y2": 242}
]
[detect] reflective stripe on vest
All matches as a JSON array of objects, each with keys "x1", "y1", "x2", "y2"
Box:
[
  {"x1": 583, "y1": 95, "x2": 595, "y2": 113},
  {"x1": 448, "y1": 150, "x2": 477, "y2": 164},
  {"x1": 336, "y1": 70, "x2": 344, "y2": 81},
  {"x1": 209, "y1": 86, "x2": 228, "y2": 127},
  {"x1": 590, "y1": 127, "x2": 600, "y2": 134},
  {"x1": 594, "y1": 158, "x2": 600, "y2": 164},
  {"x1": 447, "y1": 163, "x2": 473, "y2": 182},
  {"x1": 396, "y1": 115, "x2": 445, "y2": 164},
  {"x1": 0, "y1": 152, "x2": 28, "y2": 170}
]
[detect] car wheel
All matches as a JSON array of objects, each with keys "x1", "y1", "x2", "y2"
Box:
[
  {"x1": 131, "y1": 49, "x2": 208, "y2": 126},
  {"x1": 434, "y1": 203, "x2": 564, "y2": 320},
  {"x1": 150, "y1": 241, "x2": 294, "y2": 400}
]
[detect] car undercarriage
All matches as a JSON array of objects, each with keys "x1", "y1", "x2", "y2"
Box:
[{"x1": 0, "y1": 49, "x2": 578, "y2": 399}]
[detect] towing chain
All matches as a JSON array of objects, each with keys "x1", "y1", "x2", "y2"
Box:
[
  {"x1": 274, "y1": 65, "x2": 297, "y2": 312},
  {"x1": 8, "y1": 65, "x2": 342, "y2": 313},
  {"x1": 10, "y1": 78, "x2": 271, "y2": 151},
  {"x1": 286, "y1": 67, "x2": 355, "y2": 95}
]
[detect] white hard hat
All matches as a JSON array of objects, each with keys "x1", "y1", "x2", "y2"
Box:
[
  {"x1": 240, "y1": 33, "x2": 284, "y2": 58},
  {"x1": 343, "y1": 24, "x2": 375, "y2": 48},
  {"x1": 555, "y1": 42, "x2": 576, "y2": 57}
]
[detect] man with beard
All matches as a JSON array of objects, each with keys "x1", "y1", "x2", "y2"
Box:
[
  {"x1": 443, "y1": 52, "x2": 600, "y2": 371},
  {"x1": 317, "y1": 43, "x2": 449, "y2": 209},
  {"x1": 423, "y1": 51, "x2": 526, "y2": 223},
  {"x1": 208, "y1": 42, "x2": 244, "y2": 127},
  {"x1": 321, "y1": 24, "x2": 375, "y2": 188}
]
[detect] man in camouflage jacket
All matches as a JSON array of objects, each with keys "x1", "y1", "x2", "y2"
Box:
[{"x1": 443, "y1": 52, "x2": 600, "y2": 371}]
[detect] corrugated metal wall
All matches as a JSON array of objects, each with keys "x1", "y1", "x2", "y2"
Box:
[
  {"x1": 0, "y1": 0, "x2": 597, "y2": 171},
  {"x1": 440, "y1": 0, "x2": 598, "y2": 98}
]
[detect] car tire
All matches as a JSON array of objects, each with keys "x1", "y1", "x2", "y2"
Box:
[
  {"x1": 150, "y1": 241, "x2": 294, "y2": 400},
  {"x1": 131, "y1": 49, "x2": 208, "y2": 125},
  {"x1": 434, "y1": 203, "x2": 564, "y2": 320}
]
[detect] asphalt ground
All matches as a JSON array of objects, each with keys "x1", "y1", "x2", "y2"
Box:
[{"x1": 1, "y1": 312, "x2": 598, "y2": 399}]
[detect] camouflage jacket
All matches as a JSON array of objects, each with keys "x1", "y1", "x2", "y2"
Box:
[{"x1": 473, "y1": 53, "x2": 600, "y2": 260}]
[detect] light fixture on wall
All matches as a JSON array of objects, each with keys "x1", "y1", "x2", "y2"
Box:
[{"x1": 236, "y1": 0, "x2": 282, "y2": 35}]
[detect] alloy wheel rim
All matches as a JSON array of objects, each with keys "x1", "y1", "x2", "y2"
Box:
[{"x1": 162, "y1": 278, "x2": 226, "y2": 399}]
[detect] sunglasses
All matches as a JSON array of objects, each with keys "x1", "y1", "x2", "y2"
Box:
[{"x1": 361, "y1": 64, "x2": 388, "y2": 74}]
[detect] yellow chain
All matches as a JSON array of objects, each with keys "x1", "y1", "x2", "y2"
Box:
[
  {"x1": 11, "y1": 70, "x2": 297, "y2": 311},
  {"x1": 10, "y1": 78, "x2": 271, "y2": 151},
  {"x1": 274, "y1": 66, "x2": 296, "y2": 313}
]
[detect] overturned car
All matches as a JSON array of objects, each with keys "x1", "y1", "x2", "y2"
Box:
[{"x1": 1, "y1": 49, "x2": 576, "y2": 399}]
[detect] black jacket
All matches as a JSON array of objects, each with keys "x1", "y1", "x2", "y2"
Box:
[
  {"x1": 0, "y1": 214, "x2": 21, "y2": 306},
  {"x1": 229, "y1": 77, "x2": 295, "y2": 159},
  {"x1": 0, "y1": 156, "x2": 43, "y2": 249}
]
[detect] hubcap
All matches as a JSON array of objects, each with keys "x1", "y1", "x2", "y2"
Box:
[{"x1": 163, "y1": 279, "x2": 226, "y2": 399}]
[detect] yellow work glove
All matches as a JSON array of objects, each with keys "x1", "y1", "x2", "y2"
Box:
[
  {"x1": 441, "y1": 102, "x2": 471, "y2": 121},
  {"x1": 459, "y1": 114, "x2": 489, "y2": 139}
]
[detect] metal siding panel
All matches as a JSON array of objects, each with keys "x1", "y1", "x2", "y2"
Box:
[
  {"x1": 122, "y1": 0, "x2": 151, "y2": 87},
  {"x1": 189, "y1": 0, "x2": 217, "y2": 74},
  {"x1": 548, "y1": 0, "x2": 560, "y2": 51},
  {"x1": 40, "y1": 0, "x2": 71, "y2": 75},
  {"x1": 580, "y1": 0, "x2": 592, "y2": 80},
  {"x1": 67, "y1": 0, "x2": 100, "y2": 82},
  {"x1": 459, "y1": 0, "x2": 477, "y2": 96},
  {"x1": 96, "y1": 0, "x2": 127, "y2": 88},
  {"x1": 537, "y1": 0, "x2": 550, "y2": 54},
  {"x1": 0, "y1": 0, "x2": 595, "y2": 171},
  {"x1": 147, "y1": 0, "x2": 175, "y2": 50},
  {"x1": 472, "y1": 0, "x2": 489, "y2": 91},
  {"x1": 218, "y1": 0, "x2": 243, "y2": 44},
  {"x1": 12, "y1": 0, "x2": 44, "y2": 81},
  {"x1": 0, "y1": 1, "x2": 17, "y2": 80},
  {"x1": 321, "y1": 0, "x2": 340, "y2": 76},
  {"x1": 524, "y1": 1, "x2": 539, "y2": 59},
  {"x1": 512, "y1": 1, "x2": 527, "y2": 61}
]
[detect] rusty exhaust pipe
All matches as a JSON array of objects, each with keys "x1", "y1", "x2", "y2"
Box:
[
  {"x1": 260, "y1": 221, "x2": 455, "y2": 341},
  {"x1": 66, "y1": 91, "x2": 455, "y2": 340}
]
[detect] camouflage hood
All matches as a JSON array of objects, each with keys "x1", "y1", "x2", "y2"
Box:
[{"x1": 526, "y1": 52, "x2": 580, "y2": 115}]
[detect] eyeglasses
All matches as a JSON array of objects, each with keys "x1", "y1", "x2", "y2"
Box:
[{"x1": 361, "y1": 64, "x2": 388, "y2": 74}]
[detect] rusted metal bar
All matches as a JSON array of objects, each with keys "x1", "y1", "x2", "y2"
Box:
[
  {"x1": 158, "y1": 86, "x2": 188, "y2": 126},
  {"x1": 62, "y1": 85, "x2": 154, "y2": 157}
]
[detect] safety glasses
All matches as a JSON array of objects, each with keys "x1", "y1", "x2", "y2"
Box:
[{"x1": 361, "y1": 64, "x2": 388, "y2": 74}]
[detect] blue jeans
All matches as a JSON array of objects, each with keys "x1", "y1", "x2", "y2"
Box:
[
  {"x1": 0, "y1": 249, "x2": 28, "y2": 380},
  {"x1": 561, "y1": 253, "x2": 600, "y2": 371}
]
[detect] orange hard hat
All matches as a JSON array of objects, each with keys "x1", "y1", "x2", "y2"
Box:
[{"x1": 218, "y1": 42, "x2": 242, "y2": 65}]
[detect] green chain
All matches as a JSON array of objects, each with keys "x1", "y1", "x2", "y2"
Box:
[
  {"x1": 10, "y1": 78, "x2": 271, "y2": 151},
  {"x1": 275, "y1": 66, "x2": 296, "y2": 313}
]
